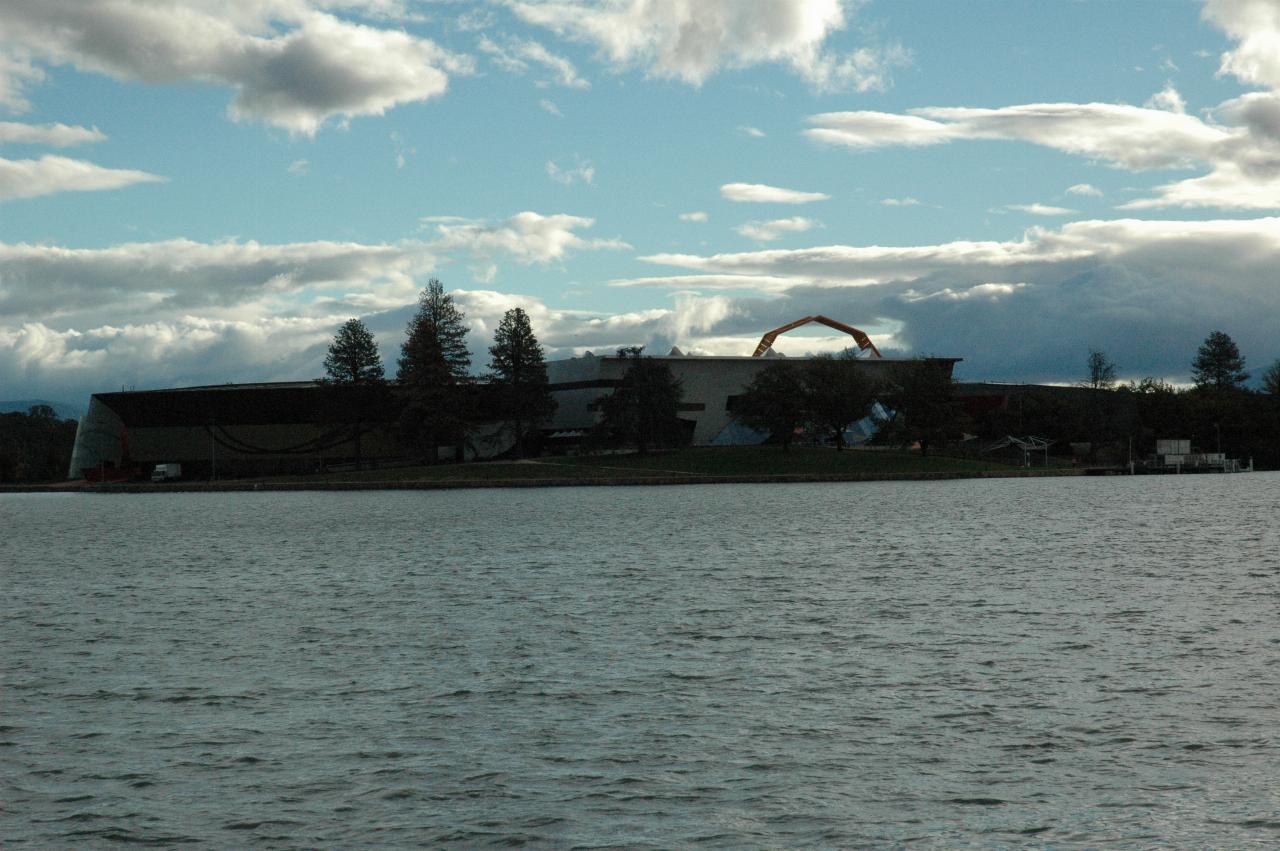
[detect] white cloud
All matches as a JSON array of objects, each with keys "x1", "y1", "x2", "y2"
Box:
[
  {"x1": 807, "y1": 102, "x2": 1227, "y2": 169},
  {"x1": 0, "y1": 155, "x2": 164, "y2": 202},
  {"x1": 0, "y1": 1, "x2": 471, "y2": 135},
  {"x1": 736, "y1": 216, "x2": 820, "y2": 242},
  {"x1": 609, "y1": 273, "x2": 799, "y2": 293},
  {"x1": 539, "y1": 98, "x2": 563, "y2": 117},
  {"x1": 880, "y1": 196, "x2": 920, "y2": 206},
  {"x1": 1204, "y1": 0, "x2": 1280, "y2": 91},
  {"x1": 1005, "y1": 203, "x2": 1078, "y2": 217},
  {"x1": 287, "y1": 157, "x2": 309, "y2": 175},
  {"x1": 740, "y1": 126, "x2": 766, "y2": 138},
  {"x1": 1066, "y1": 183, "x2": 1102, "y2": 196},
  {"x1": 806, "y1": 91, "x2": 1280, "y2": 210},
  {"x1": 0, "y1": 237, "x2": 426, "y2": 326},
  {"x1": 546, "y1": 157, "x2": 595, "y2": 185},
  {"x1": 478, "y1": 34, "x2": 589, "y2": 88},
  {"x1": 678, "y1": 211, "x2": 708, "y2": 222},
  {"x1": 626, "y1": 216, "x2": 1280, "y2": 381},
  {"x1": 510, "y1": 0, "x2": 909, "y2": 92},
  {"x1": 0, "y1": 121, "x2": 105, "y2": 147},
  {"x1": 390, "y1": 131, "x2": 414, "y2": 169},
  {"x1": 721, "y1": 182, "x2": 829, "y2": 204},
  {"x1": 426, "y1": 211, "x2": 629, "y2": 281},
  {"x1": 1145, "y1": 82, "x2": 1187, "y2": 113}
]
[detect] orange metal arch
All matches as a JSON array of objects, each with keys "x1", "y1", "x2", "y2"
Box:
[{"x1": 752, "y1": 315, "x2": 882, "y2": 358}]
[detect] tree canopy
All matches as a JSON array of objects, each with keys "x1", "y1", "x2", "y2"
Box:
[
  {"x1": 1263, "y1": 359, "x2": 1280, "y2": 397},
  {"x1": 397, "y1": 280, "x2": 473, "y2": 461},
  {"x1": 488, "y1": 307, "x2": 556, "y2": 456},
  {"x1": 879, "y1": 359, "x2": 962, "y2": 457},
  {"x1": 799, "y1": 354, "x2": 880, "y2": 450},
  {"x1": 322, "y1": 318, "x2": 386, "y2": 470},
  {"x1": 324, "y1": 318, "x2": 385, "y2": 385},
  {"x1": 1192, "y1": 330, "x2": 1249, "y2": 390},
  {"x1": 731, "y1": 361, "x2": 807, "y2": 448},
  {"x1": 596, "y1": 347, "x2": 685, "y2": 453}
]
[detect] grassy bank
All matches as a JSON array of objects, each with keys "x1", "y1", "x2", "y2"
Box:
[
  {"x1": 2, "y1": 447, "x2": 1079, "y2": 493},
  {"x1": 68, "y1": 447, "x2": 1076, "y2": 492}
]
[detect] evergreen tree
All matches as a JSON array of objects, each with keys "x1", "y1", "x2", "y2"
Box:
[
  {"x1": 800, "y1": 354, "x2": 880, "y2": 451},
  {"x1": 596, "y1": 347, "x2": 685, "y2": 454},
  {"x1": 397, "y1": 280, "x2": 473, "y2": 462},
  {"x1": 1191, "y1": 330, "x2": 1249, "y2": 390},
  {"x1": 732, "y1": 361, "x2": 807, "y2": 449},
  {"x1": 488, "y1": 307, "x2": 556, "y2": 457},
  {"x1": 322, "y1": 318, "x2": 386, "y2": 470}
]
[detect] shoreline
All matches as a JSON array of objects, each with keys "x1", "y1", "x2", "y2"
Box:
[{"x1": 3, "y1": 467, "x2": 1083, "y2": 494}]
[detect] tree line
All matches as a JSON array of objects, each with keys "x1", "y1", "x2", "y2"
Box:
[
  {"x1": 322, "y1": 279, "x2": 556, "y2": 466},
  {"x1": 996, "y1": 330, "x2": 1280, "y2": 468},
  {"x1": 0, "y1": 405, "x2": 79, "y2": 483}
]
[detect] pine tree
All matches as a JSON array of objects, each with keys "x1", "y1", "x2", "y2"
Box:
[
  {"x1": 488, "y1": 307, "x2": 556, "y2": 457},
  {"x1": 1191, "y1": 330, "x2": 1249, "y2": 390},
  {"x1": 397, "y1": 280, "x2": 473, "y2": 461},
  {"x1": 322, "y1": 318, "x2": 386, "y2": 470}
]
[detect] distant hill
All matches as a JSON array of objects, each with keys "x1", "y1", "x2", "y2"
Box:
[{"x1": 0, "y1": 400, "x2": 85, "y2": 421}]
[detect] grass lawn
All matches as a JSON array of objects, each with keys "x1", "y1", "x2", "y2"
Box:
[{"x1": 241, "y1": 446, "x2": 1031, "y2": 486}]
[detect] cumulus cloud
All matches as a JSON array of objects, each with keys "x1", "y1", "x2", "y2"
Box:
[
  {"x1": 0, "y1": 1, "x2": 470, "y2": 134},
  {"x1": 678, "y1": 211, "x2": 708, "y2": 222},
  {"x1": 880, "y1": 196, "x2": 920, "y2": 206},
  {"x1": 425, "y1": 211, "x2": 629, "y2": 281},
  {"x1": 736, "y1": 216, "x2": 820, "y2": 242},
  {"x1": 539, "y1": 98, "x2": 563, "y2": 117},
  {"x1": 0, "y1": 155, "x2": 164, "y2": 201},
  {"x1": 509, "y1": 0, "x2": 909, "y2": 92},
  {"x1": 478, "y1": 35, "x2": 589, "y2": 88},
  {"x1": 740, "y1": 126, "x2": 766, "y2": 138},
  {"x1": 0, "y1": 121, "x2": 105, "y2": 147},
  {"x1": 1066, "y1": 183, "x2": 1102, "y2": 196},
  {"x1": 721, "y1": 182, "x2": 829, "y2": 204},
  {"x1": 1204, "y1": 0, "x2": 1280, "y2": 91},
  {"x1": 627, "y1": 216, "x2": 1280, "y2": 381}
]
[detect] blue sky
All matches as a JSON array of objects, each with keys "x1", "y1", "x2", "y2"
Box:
[{"x1": 2, "y1": 0, "x2": 1279, "y2": 403}]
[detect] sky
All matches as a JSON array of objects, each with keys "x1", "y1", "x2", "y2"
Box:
[{"x1": 2, "y1": 0, "x2": 1280, "y2": 404}]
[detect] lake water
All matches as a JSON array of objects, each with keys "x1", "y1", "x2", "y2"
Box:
[{"x1": 4, "y1": 474, "x2": 1280, "y2": 847}]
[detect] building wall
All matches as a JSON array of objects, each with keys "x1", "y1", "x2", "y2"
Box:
[{"x1": 548, "y1": 354, "x2": 956, "y2": 445}]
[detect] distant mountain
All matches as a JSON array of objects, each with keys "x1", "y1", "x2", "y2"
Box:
[{"x1": 0, "y1": 399, "x2": 86, "y2": 420}]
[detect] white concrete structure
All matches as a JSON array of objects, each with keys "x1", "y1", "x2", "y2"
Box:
[{"x1": 546, "y1": 351, "x2": 959, "y2": 446}]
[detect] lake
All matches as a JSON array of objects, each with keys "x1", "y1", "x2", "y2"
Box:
[{"x1": 4, "y1": 474, "x2": 1280, "y2": 846}]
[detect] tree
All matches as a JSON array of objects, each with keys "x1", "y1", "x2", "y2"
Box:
[
  {"x1": 596, "y1": 347, "x2": 685, "y2": 453},
  {"x1": 800, "y1": 354, "x2": 880, "y2": 451},
  {"x1": 1262, "y1": 359, "x2": 1280, "y2": 397},
  {"x1": 322, "y1": 318, "x2": 386, "y2": 470},
  {"x1": 397, "y1": 280, "x2": 473, "y2": 462},
  {"x1": 1084, "y1": 349, "x2": 1117, "y2": 390},
  {"x1": 879, "y1": 359, "x2": 963, "y2": 457},
  {"x1": 488, "y1": 307, "x2": 556, "y2": 457},
  {"x1": 1191, "y1": 330, "x2": 1249, "y2": 390},
  {"x1": 732, "y1": 361, "x2": 807, "y2": 448}
]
